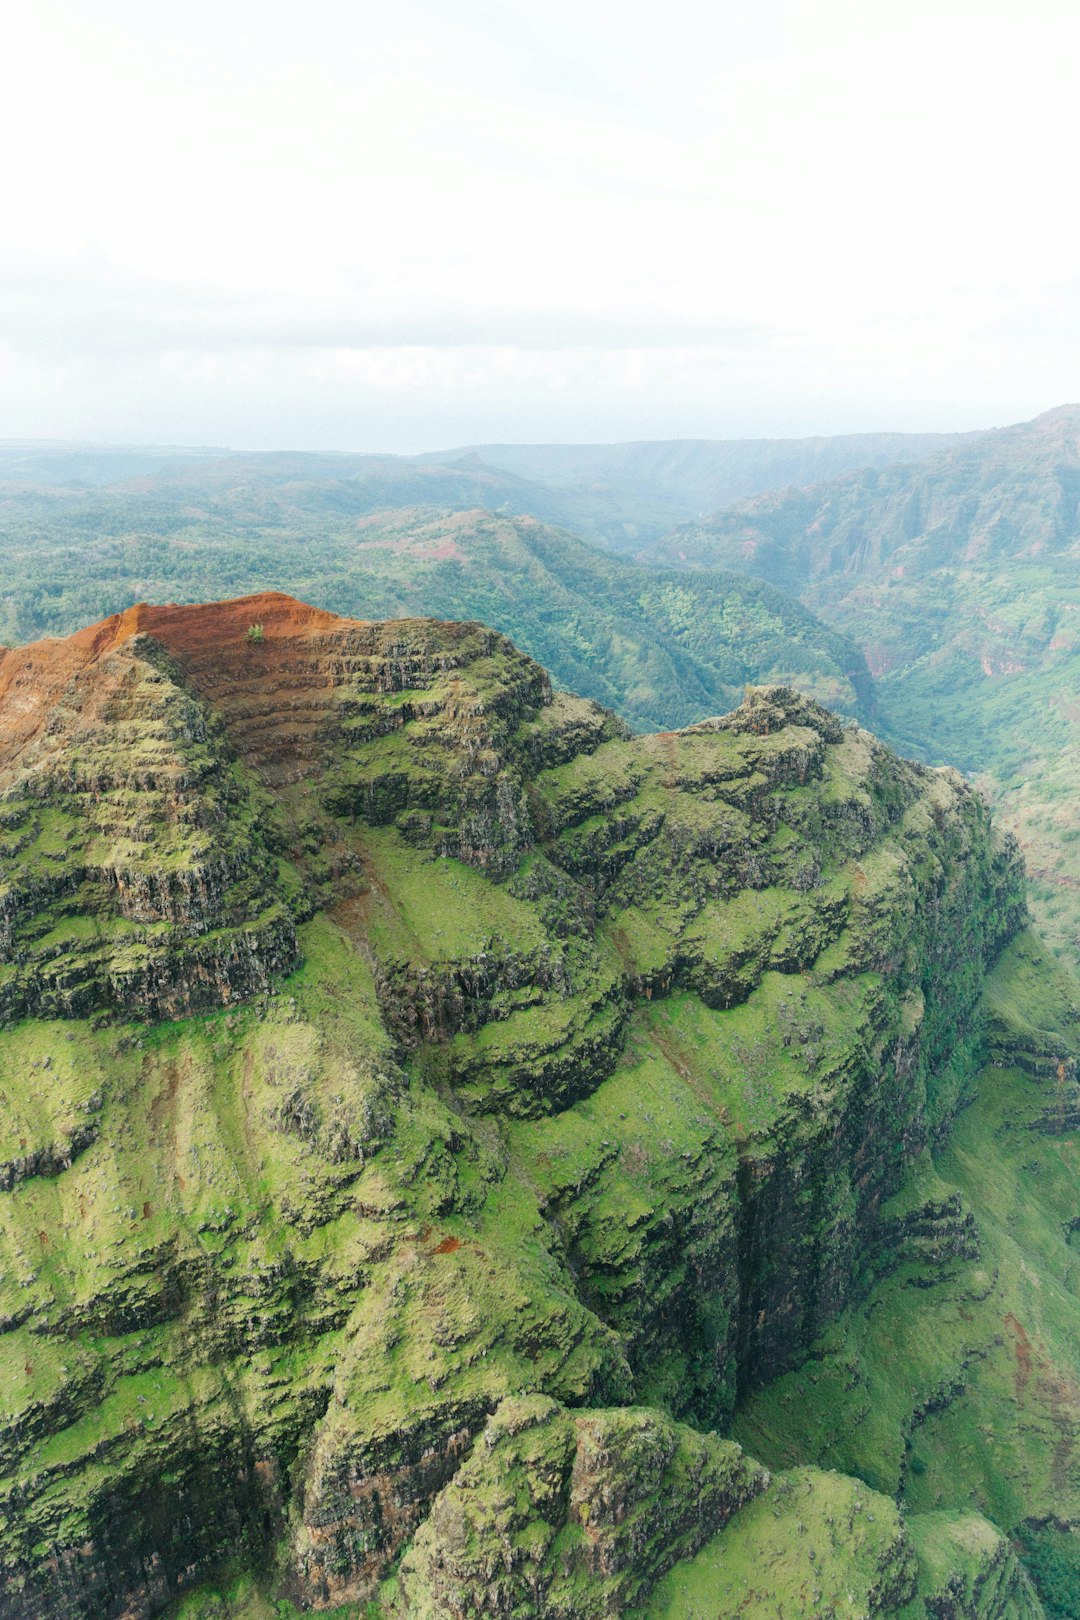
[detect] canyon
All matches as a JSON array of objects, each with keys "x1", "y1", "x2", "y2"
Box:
[{"x1": 0, "y1": 592, "x2": 1073, "y2": 1617}]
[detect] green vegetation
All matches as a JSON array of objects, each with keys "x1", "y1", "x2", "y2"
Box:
[
  {"x1": 395, "y1": 1395, "x2": 764, "y2": 1618},
  {"x1": 0, "y1": 482, "x2": 874, "y2": 732},
  {"x1": 1014, "y1": 1525, "x2": 1080, "y2": 1618},
  {"x1": 0, "y1": 593, "x2": 1075, "y2": 1618},
  {"x1": 165, "y1": 1572, "x2": 360, "y2": 1619},
  {"x1": 649, "y1": 404, "x2": 1080, "y2": 959},
  {"x1": 0, "y1": 430, "x2": 973, "y2": 569},
  {"x1": 644, "y1": 1468, "x2": 917, "y2": 1619}
]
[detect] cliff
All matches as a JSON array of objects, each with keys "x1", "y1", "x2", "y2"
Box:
[
  {"x1": 0, "y1": 592, "x2": 1067, "y2": 1619},
  {"x1": 647, "y1": 403, "x2": 1080, "y2": 961}
]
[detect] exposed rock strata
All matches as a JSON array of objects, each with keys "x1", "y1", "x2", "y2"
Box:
[{"x1": 0, "y1": 594, "x2": 1045, "y2": 1619}]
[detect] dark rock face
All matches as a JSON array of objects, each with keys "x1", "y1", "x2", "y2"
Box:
[
  {"x1": 395, "y1": 1395, "x2": 766, "y2": 1618},
  {"x1": 0, "y1": 595, "x2": 1035, "y2": 1618}
]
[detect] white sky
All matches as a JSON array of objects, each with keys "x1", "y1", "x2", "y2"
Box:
[{"x1": 2, "y1": 0, "x2": 1079, "y2": 450}]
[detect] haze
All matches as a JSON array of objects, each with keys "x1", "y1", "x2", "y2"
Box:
[{"x1": 3, "y1": 0, "x2": 1079, "y2": 450}]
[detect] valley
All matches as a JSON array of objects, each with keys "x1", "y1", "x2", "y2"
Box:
[{"x1": 646, "y1": 405, "x2": 1080, "y2": 958}]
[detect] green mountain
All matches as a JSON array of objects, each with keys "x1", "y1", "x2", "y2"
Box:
[
  {"x1": 0, "y1": 441, "x2": 655, "y2": 601},
  {"x1": 0, "y1": 592, "x2": 1077, "y2": 1618},
  {"x1": 649, "y1": 404, "x2": 1080, "y2": 957},
  {"x1": 0, "y1": 445, "x2": 590, "y2": 596},
  {"x1": 0, "y1": 491, "x2": 873, "y2": 733},
  {"x1": 293, "y1": 508, "x2": 875, "y2": 730},
  {"x1": 429, "y1": 428, "x2": 978, "y2": 545}
]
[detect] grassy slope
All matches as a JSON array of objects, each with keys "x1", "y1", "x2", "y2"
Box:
[
  {"x1": 639, "y1": 931, "x2": 1077, "y2": 1619},
  {"x1": 708, "y1": 930, "x2": 1080, "y2": 1618}
]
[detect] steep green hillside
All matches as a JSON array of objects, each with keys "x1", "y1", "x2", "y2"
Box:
[
  {"x1": 1, "y1": 592, "x2": 1076, "y2": 1619},
  {"x1": 0, "y1": 500, "x2": 872, "y2": 732},
  {"x1": 308, "y1": 508, "x2": 873, "y2": 728},
  {"x1": 651, "y1": 404, "x2": 1080, "y2": 957}
]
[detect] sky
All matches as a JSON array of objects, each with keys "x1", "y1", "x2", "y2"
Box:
[{"x1": 2, "y1": 0, "x2": 1080, "y2": 451}]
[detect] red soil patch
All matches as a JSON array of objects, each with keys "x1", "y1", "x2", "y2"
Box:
[
  {"x1": 0, "y1": 593, "x2": 368, "y2": 785},
  {"x1": 431, "y1": 1235, "x2": 462, "y2": 1255},
  {"x1": 0, "y1": 591, "x2": 485, "y2": 792},
  {"x1": 0, "y1": 594, "x2": 343, "y2": 755},
  {"x1": 109, "y1": 591, "x2": 358, "y2": 657},
  {"x1": 1005, "y1": 1312, "x2": 1033, "y2": 1399}
]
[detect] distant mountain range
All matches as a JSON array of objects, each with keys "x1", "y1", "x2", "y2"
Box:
[
  {"x1": 425, "y1": 428, "x2": 978, "y2": 543},
  {"x1": 0, "y1": 424, "x2": 978, "y2": 553}
]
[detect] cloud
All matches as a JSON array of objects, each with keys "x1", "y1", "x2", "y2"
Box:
[
  {"x1": 0, "y1": 258, "x2": 780, "y2": 356},
  {"x1": 2, "y1": 0, "x2": 1080, "y2": 444},
  {"x1": 976, "y1": 282, "x2": 1080, "y2": 349}
]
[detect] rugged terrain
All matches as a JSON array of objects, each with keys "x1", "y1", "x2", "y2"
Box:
[
  {"x1": 0, "y1": 495, "x2": 873, "y2": 733},
  {"x1": 0, "y1": 427, "x2": 975, "y2": 576},
  {"x1": 0, "y1": 591, "x2": 1076, "y2": 1618},
  {"x1": 649, "y1": 404, "x2": 1080, "y2": 959},
  {"x1": 290, "y1": 508, "x2": 874, "y2": 729}
]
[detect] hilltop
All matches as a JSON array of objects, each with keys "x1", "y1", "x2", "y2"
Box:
[{"x1": 0, "y1": 594, "x2": 1076, "y2": 1618}]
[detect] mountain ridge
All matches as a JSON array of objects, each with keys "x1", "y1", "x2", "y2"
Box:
[
  {"x1": 0, "y1": 594, "x2": 1074, "y2": 1619},
  {"x1": 0, "y1": 505, "x2": 876, "y2": 734},
  {"x1": 645, "y1": 403, "x2": 1080, "y2": 957},
  {"x1": 425, "y1": 426, "x2": 981, "y2": 532}
]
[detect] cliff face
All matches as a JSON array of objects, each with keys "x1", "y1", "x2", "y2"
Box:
[{"x1": 0, "y1": 592, "x2": 1063, "y2": 1620}]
